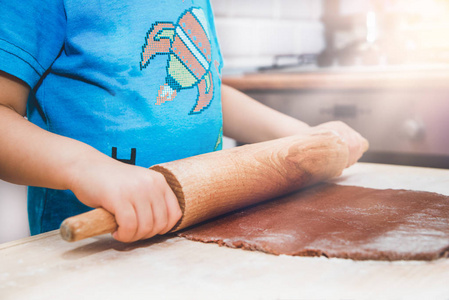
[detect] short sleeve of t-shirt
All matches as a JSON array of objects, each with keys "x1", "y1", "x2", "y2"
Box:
[{"x1": 0, "y1": 0, "x2": 66, "y2": 88}]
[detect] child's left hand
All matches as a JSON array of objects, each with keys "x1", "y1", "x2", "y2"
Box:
[{"x1": 314, "y1": 121, "x2": 369, "y2": 167}]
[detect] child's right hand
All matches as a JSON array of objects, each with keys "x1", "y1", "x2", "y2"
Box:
[{"x1": 68, "y1": 157, "x2": 182, "y2": 243}]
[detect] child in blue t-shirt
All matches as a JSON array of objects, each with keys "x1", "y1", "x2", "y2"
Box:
[{"x1": 0, "y1": 0, "x2": 367, "y2": 242}]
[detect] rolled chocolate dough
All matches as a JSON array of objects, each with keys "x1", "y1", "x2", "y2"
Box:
[{"x1": 178, "y1": 183, "x2": 449, "y2": 261}]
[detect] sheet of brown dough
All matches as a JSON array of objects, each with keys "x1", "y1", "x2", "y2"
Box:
[{"x1": 178, "y1": 183, "x2": 449, "y2": 261}]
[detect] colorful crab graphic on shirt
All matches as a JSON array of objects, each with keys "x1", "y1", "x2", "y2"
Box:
[{"x1": 140, "y1": 8, "x2": 218, "y2": 114}]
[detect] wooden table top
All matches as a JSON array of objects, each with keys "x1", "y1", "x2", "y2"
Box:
[
  {"x1": 222, "y1": 68, "x2": 449, "y2": 91},
  {"x1": 1, "y1": 163, "x2": 449, "y2": 300}
]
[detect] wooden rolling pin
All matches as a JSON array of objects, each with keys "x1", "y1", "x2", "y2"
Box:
[{"x1": 60, "y1": 131, "x2": 354, "y2": 242}]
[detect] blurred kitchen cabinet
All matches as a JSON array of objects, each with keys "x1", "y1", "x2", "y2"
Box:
[{"x1": 224, "y1": 70, "x2": 449, "y2": 168}]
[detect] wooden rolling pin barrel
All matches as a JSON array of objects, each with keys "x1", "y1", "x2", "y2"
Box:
[{"x1": 60, "y1": 131, "x2": 356, "y2": 242}]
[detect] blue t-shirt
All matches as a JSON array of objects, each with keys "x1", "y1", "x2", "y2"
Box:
[{"x1": 0, "y1": 0, "x2": 223, "y2": 234}]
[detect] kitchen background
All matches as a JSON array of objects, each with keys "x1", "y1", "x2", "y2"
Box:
[{"x1": 2, "y1": 0, "x2": 449, "y2": 243}]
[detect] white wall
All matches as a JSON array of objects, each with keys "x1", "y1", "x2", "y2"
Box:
[
  {"x1": 211, "y1": 0, "x2": 325, "y2": 70},
  {"x1": 0, "y1": 180, "x2": 29, "y2": 243}
]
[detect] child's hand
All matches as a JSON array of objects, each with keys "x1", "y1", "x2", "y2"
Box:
[
  {"x1": 68, "y1": 158, "x2": 182, "y2": 243},
  {"x1": 314, "y1": 121, "x2": 369, "y2": 167}
]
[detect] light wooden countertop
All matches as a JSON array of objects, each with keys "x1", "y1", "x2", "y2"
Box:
[
  {"x1": 1, "y1": 163, "x2": 449, "y2": 300},
  {"x1": 222, "y1": 68, "x2": 449, "y2": 91}
]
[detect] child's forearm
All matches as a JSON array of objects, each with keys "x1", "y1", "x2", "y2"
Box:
[
  {"x1": 0, "y1": 73, "x2": 118, "y2": 191},
  {"x1": 0, "y1": 103, "x2": 100, "y2": 190},
  {"x1": 221, "y1": 84, "x2": 310, "y2": 143},
  {"x1": 0, "y1": 73, "x2": 89, "y2": 189}
]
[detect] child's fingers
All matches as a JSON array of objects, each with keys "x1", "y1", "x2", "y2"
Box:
[
  {"x1": 159, "y1": 187, "x2": 182, "y2": 234},
  {"x1": 112, "y1": 202, "x2": 138, "y2": 243},
  {"x1": 345, "y1": 132, "x2": 360, "y2": 166},
  {"x1": 347, "y1": 133, "x2": 369, "y2": 167},
  {"x1": 132, "y1": 195, "x2": 155, "y2": 241},
  {"x1": 347, "y1": 140, "x2": 360, "y2": 166},
  {"x1": 315, "y1": 121, "x2": 368, "y2": 167},
  {"x1": 361, "y1": 136, "x2": 369, "y2": 152},
  {"x1": 142, "y1": 194, "x2": 169, "y2": 240},
  {"x1": 132, "y1": 170, "x2": 179, "y2": 240}
]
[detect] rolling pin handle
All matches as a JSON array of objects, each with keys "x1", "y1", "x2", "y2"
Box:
[{"x1": 60, "y1": 208, "x2": 118, "y2": 242}]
